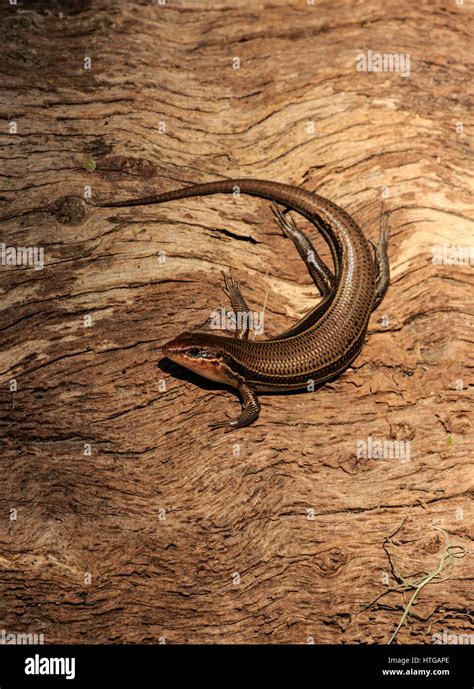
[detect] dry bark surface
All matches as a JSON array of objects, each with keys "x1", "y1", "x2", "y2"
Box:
[{"x1": 0, "y1": 0, "x2": 472, "y2": 644}]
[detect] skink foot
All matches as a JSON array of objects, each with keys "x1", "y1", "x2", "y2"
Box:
[
  {"x1": 271, "y1": 201, "x2": 334, "y2": 297},
  {"x1": 208, "y1": 383, "x2": 260, "y2": 431}
]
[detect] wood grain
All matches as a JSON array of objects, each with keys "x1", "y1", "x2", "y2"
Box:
[{"x1": 0, "y1": 0, "x2": 472, "y2": 644}]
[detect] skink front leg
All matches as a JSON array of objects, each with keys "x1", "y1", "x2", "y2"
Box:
[
  {"x1": 222, "y1": 270, "x2": 251, "y2": 339},
  {"x1": 209, "y1": 382, "x2": 260, "y2": 432}
]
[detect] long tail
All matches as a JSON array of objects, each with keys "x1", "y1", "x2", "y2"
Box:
[
  {"x1": 95, "y1": 178, "x2": 359, "y2": 269},
  {"x1": 95, "y1": 179, "x2": 259, "y2": 208},
  {"x1": 95, "y1": 178, "x2": 328, "y2": 211}
]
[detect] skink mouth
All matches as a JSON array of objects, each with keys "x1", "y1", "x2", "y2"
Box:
[
  {"x1": 162, "y1": 338, "x2": 191, "y2": 365},
  {"x1": 162, "y1": 331, "x2": 200, "y2": 360},
  {"x1": 162, "y1": 341, "x2": 179, "y2": 363},
  {"x1": 161, "y1": 336, "x2": 182, "y2": 358}
]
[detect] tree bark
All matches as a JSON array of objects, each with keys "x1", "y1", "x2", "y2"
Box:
[{"x1": 0, "y1": 0, "x2": 471, "y2": 644}]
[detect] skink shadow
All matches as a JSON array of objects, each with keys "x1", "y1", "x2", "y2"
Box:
[{"x1": 157, "y1": 357, "x2": 233, "y2": 393}]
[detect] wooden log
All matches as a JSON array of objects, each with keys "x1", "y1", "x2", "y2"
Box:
[{"x1": 0, "y1": 0, "x2": 471, "y2": 644}]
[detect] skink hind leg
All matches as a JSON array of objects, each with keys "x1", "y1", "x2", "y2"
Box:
[
  {"x1": 271, "y1": 201, "x2": 335, "y2": 297},
  {"x1": 372, "y1": 207, "x2": 390, "y2": 310},
  {"x1": 222, "y1": 270, "x2": 251, "y2": 339},
  {"x1": 209, "y1": 383, "x2": 260, "y2": 432}
]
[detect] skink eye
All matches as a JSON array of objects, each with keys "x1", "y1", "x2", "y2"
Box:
[{"x1": 188, "y1": 347, "x2": 201, "y2": 357}]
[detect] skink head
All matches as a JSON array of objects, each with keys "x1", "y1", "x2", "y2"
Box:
[{"x1": 162, "y1": 331, "x2": 237, "y2": 386}]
